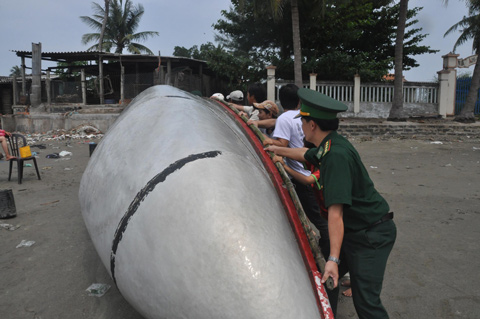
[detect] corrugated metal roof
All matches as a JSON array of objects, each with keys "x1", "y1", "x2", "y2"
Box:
[
  {"x1": 0, "y1": 76, "x2": 12, "y2": 83},
  {"x1": 0, "y1": 74, "x2": 61, "y2": 83},
  {"x1": 11, "y1": 50, "x2": 207, "y2": 64}
]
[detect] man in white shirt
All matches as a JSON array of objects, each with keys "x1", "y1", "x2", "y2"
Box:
[{"x1": 263, "y1": 84, "x2": 330, "y2": 261}]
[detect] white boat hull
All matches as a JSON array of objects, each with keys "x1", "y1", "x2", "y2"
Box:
[{"x1": 79, "y1": 85, "x2": 324, "y2": 319}]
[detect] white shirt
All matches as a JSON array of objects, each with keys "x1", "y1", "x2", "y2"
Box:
[
  {"x1": 243, "y1": 105, "x2": 259, "y2": 121},
  {"x1": 272, "y1": 110, "x2": 310, "y2": 176}
]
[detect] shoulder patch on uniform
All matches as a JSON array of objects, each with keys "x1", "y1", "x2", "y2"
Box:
[
  {"x1": 315, "y1": 146, "x2": 324, "y2": 160},
  {"x1": 315, "y1": 139, "x2": 332, "y2": 160},
  {"x1": 322, "y1": 139, "x2": 332, "y2": 157}
]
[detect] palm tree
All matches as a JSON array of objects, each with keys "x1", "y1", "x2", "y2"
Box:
[
  {"x1": 80, "y1": 0, "x2": 159, "y2": 54},
  {"x1": 388, "y1": 0, "x2": 408, "y2": 121},
  {"x1": 444, "y1": 0, "x2": 480, "y2": 122},
  {"x1": 98, "y1": 0, "x2": 110, "y2": 52},
  {"x1": 10, "y1": 66, "x2": 22, "y2": 77},
  {"x1": 240, "y1": 0, "x2": 304, "y2": 87}
]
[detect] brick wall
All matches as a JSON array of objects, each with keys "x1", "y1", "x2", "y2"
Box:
[{"x1": 338, "y1": 119, "x2": 480, "y2": 140}]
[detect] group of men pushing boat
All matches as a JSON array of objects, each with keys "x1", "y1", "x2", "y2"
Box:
[{"x1": 221, "y1": 84, "x2": 397, "y2": 319}]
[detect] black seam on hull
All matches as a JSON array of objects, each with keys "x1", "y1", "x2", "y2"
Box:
[{"x1": 109, "y1": 150, "x2": 222, "y2": 285}]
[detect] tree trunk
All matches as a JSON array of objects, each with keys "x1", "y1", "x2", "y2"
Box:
[
  {"x1": 291, "y1": 0, "x2": 303, "y2": 88},
  {"x1": 389, "y1": 0, "x2": 408, "y2": 121},
  {"x1": 455, "y1": 43, "x2": 480, "y2": 123},
  {"x1": 99, "y1": 0, "x2": 110, "y2": 52}
]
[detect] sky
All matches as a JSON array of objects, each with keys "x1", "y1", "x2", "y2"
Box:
[{"x1": 0, "y1": 0, "x2": 474, "y2": 82}]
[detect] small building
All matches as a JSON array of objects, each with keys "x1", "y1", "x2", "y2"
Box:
[{"x1": 5, "y1": 49, "x2": 228, "y2": 110}]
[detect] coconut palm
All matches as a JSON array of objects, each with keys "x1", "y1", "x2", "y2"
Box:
[
  {"x1": 444, "y1": 0, "x2": 480, "y2": 122},
  {"x1": 388, "y1": 0, "x2": 408, "y2": 121},
  {"x1": 239, "y1": 0, "x2": 304, "y2": 87},
  {"x1": 10, "y1": 66, "x2": 22, "y2": 77},
  {"x1": 98, "y1": 0, "x2": 110, "y2": 52},
  {"x1": 80, "y1": 0, "x2": 159, "y2": 54}
]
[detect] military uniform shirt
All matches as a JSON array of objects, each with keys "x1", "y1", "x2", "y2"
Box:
[{"x1": 304, "y1": 131, "x2": 389, "y2": 233}]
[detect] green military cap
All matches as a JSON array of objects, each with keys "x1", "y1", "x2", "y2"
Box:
[{"x1": 294, "y1": 88, "x2": 348, "y2": 120}]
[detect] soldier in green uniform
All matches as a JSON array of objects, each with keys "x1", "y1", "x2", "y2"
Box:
[{"x1": 265, "y1": 88, "x2": 396, "y2": 319}]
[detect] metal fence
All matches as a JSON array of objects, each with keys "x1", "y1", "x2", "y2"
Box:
[{"x1": 456, "y1": 77, "x2": 480, "y2": 115}]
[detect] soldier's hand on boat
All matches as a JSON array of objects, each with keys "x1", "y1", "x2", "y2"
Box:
[
  {"x1": 263, "y1": 138, "x2": 275, "y2": 146},
  {"x1": 321, "y1": 261, "x2": 339, "y2": 288},
  {"x1": 272, "y1": 155, "x2": 285, "y2": 166},
  {"x1": 264, "y1": 145, "x2": 279, "y2": 154},
  {"x1": 246, "y1": 119, "x2": 258, "y2": 126}
]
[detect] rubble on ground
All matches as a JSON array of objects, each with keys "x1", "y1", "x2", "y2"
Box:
[{"x1": 18, "y1": 124, "x2": 104, "y2": 145}]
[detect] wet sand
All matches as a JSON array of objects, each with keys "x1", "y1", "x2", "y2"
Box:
[{"x1": 1, "y1": 135, "x2": 479, "y2": 318}]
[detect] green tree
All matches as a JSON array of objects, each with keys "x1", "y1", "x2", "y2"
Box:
[
  {"x1": 174, "y1": 42, "x2": 263, "y2": 92},
  {"x1": 80, "y1": 0, "x2": 159, "y2": 54},
  {"x1": 54, "y1": 61, "x2": 89, "y2": 80},
  {"x1": 215, "y1": 1, "x2": 436, "y2": 82},
  {"x1": 10, "y1": 66, "x2": 21, "y2": 77},
  {"x1": 249, "y1": 0, "x2": 304, "y2": 87},
  {"x1": 389, "y1": 0, "x2": 409, "y2": 121},
  {"x1": 444, "y1": 0, "x2": 480, "y2": 122}
]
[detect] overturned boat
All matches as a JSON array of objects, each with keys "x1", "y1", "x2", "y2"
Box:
[{"x1": 79, "y1": 85, "x2": 332, "y2": 319}]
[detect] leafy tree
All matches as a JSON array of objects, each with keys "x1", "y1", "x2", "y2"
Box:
[
  {"x1": 444, "y1": 0, "x2": 480, "y2": 122},
  {"x1": 54, "y1": 61, "x2": 89, "y2": 80},
  {"x1": 80, "y1": 0, "x2": 159, "y2": 54},
  {"x1": 10, "y1": 66, "x2": 21, "y2": 77},
  {"x1": 214, "y1": 1, "x2": 437, "y2": 82},
  {"x1": 238, "y1": 0, "x2": 304, "y2": 86},
  {"x1": 214, "y1": 0, "x2": 296, "y2": 80},
  {"x1": 173, "y1": 42, "x2": 264, "y2": 92}
]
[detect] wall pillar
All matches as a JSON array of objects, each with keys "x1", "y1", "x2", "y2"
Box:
[
  {"x1": 266, "y1": 65, "x2": 276, "y2": 101},
  {"x1": 354, "y1": 74, "x2": 361, "y2": 114},
  {"x1": 309, "y1": 73, "x2": 317, "y2": 90},
  {"x1": 437, "y1": 52, "x2": 459, "y2": 117},
  {"x1": 437, "y1": 70, "x2": 456, "y2": 117},
  {"x1": 31, "y1": 42, "x2": 42, "y2": 108}
]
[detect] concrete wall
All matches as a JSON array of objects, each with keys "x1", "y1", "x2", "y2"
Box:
[
  {"x1": 340, "y1": 102, "x2": 438, "y2": 119},
  {"x1": 1, "y1": 113, "x2": 120, "y2": 134}
]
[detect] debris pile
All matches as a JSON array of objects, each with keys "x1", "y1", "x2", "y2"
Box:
[{"x1": 20, "y1": 124, "x2": 104, "y2": 145}]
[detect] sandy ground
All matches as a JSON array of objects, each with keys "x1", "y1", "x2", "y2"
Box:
[{"x1": 1, "y1": 134, "x2": 480, "y2": 319}]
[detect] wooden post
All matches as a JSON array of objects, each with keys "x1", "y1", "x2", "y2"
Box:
[
  {"x1": 167, "y1": 59, "x2": 172, "y2": 85},
  {"x1": 199, "y1": 64, "x2": 203, "y2": 95},
  {"x1": 46, "y1": 70, "x2": 51, "y2": 106},
  {"x1": 81, "y1": 69, "x2": 87, "y2": 105},
  {"x1": 21, "y1": 56, "x2": 26, "y2": 96},
  {"x1": 160, "y1": 66, "x2": 165, "y2": 85},
  {"x1": 99, "y1": 56, "x2": 104, "y2": 104},
  {"x1": 135, "y1": 62, "x2": 139, "y2": 96},
  {"x1": 12, "y1": 76, "x2": 17, "y2": 105}
]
